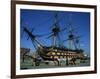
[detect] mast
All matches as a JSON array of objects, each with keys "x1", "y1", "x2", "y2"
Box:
[
  {"x1": 68, "y1": 14, "x2": 74, "y2": 49},
  {"x1": 54, "y1": 14, "x2": 57, "y2": 47},
  {"x1": 68, "y1": 23, "x2": 73, "y2": 49},
  {"x1": 68, "y1": 14, "x2": 81, "y2": 50},
  {"x1": 74, "y1": 32, "x2": 81, "y2": 50},
  {"x1": 52, "y1": 13, "x2": 60, "y2": 47}
]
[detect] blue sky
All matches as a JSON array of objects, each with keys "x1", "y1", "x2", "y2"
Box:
[{"x1": 20, "y1": 9, "x2": 90, "y2": 56}]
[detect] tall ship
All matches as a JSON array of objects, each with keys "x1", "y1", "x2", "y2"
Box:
[{"x1": 20, "y1": 13, "x2": 89, "y2": 68}]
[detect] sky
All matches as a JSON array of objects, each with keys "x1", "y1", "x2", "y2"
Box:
[{"x1": 20, "y1": 9, "x2": 90, "y2": 56}]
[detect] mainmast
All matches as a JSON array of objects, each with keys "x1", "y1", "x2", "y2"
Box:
[
  {"x1": 68, "y1": 14, "x2": 75, "y2": 49},
  {"x1": 67, "y1": 15, "x2": 81, "y2": 50},
  {"x1": 63, "y1": 14, "x2": 80, "y2": 50}
]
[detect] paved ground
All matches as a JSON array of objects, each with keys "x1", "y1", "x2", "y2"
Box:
[{"x1": 20, "y1": 58, "x2": 90, "y2": 70}]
